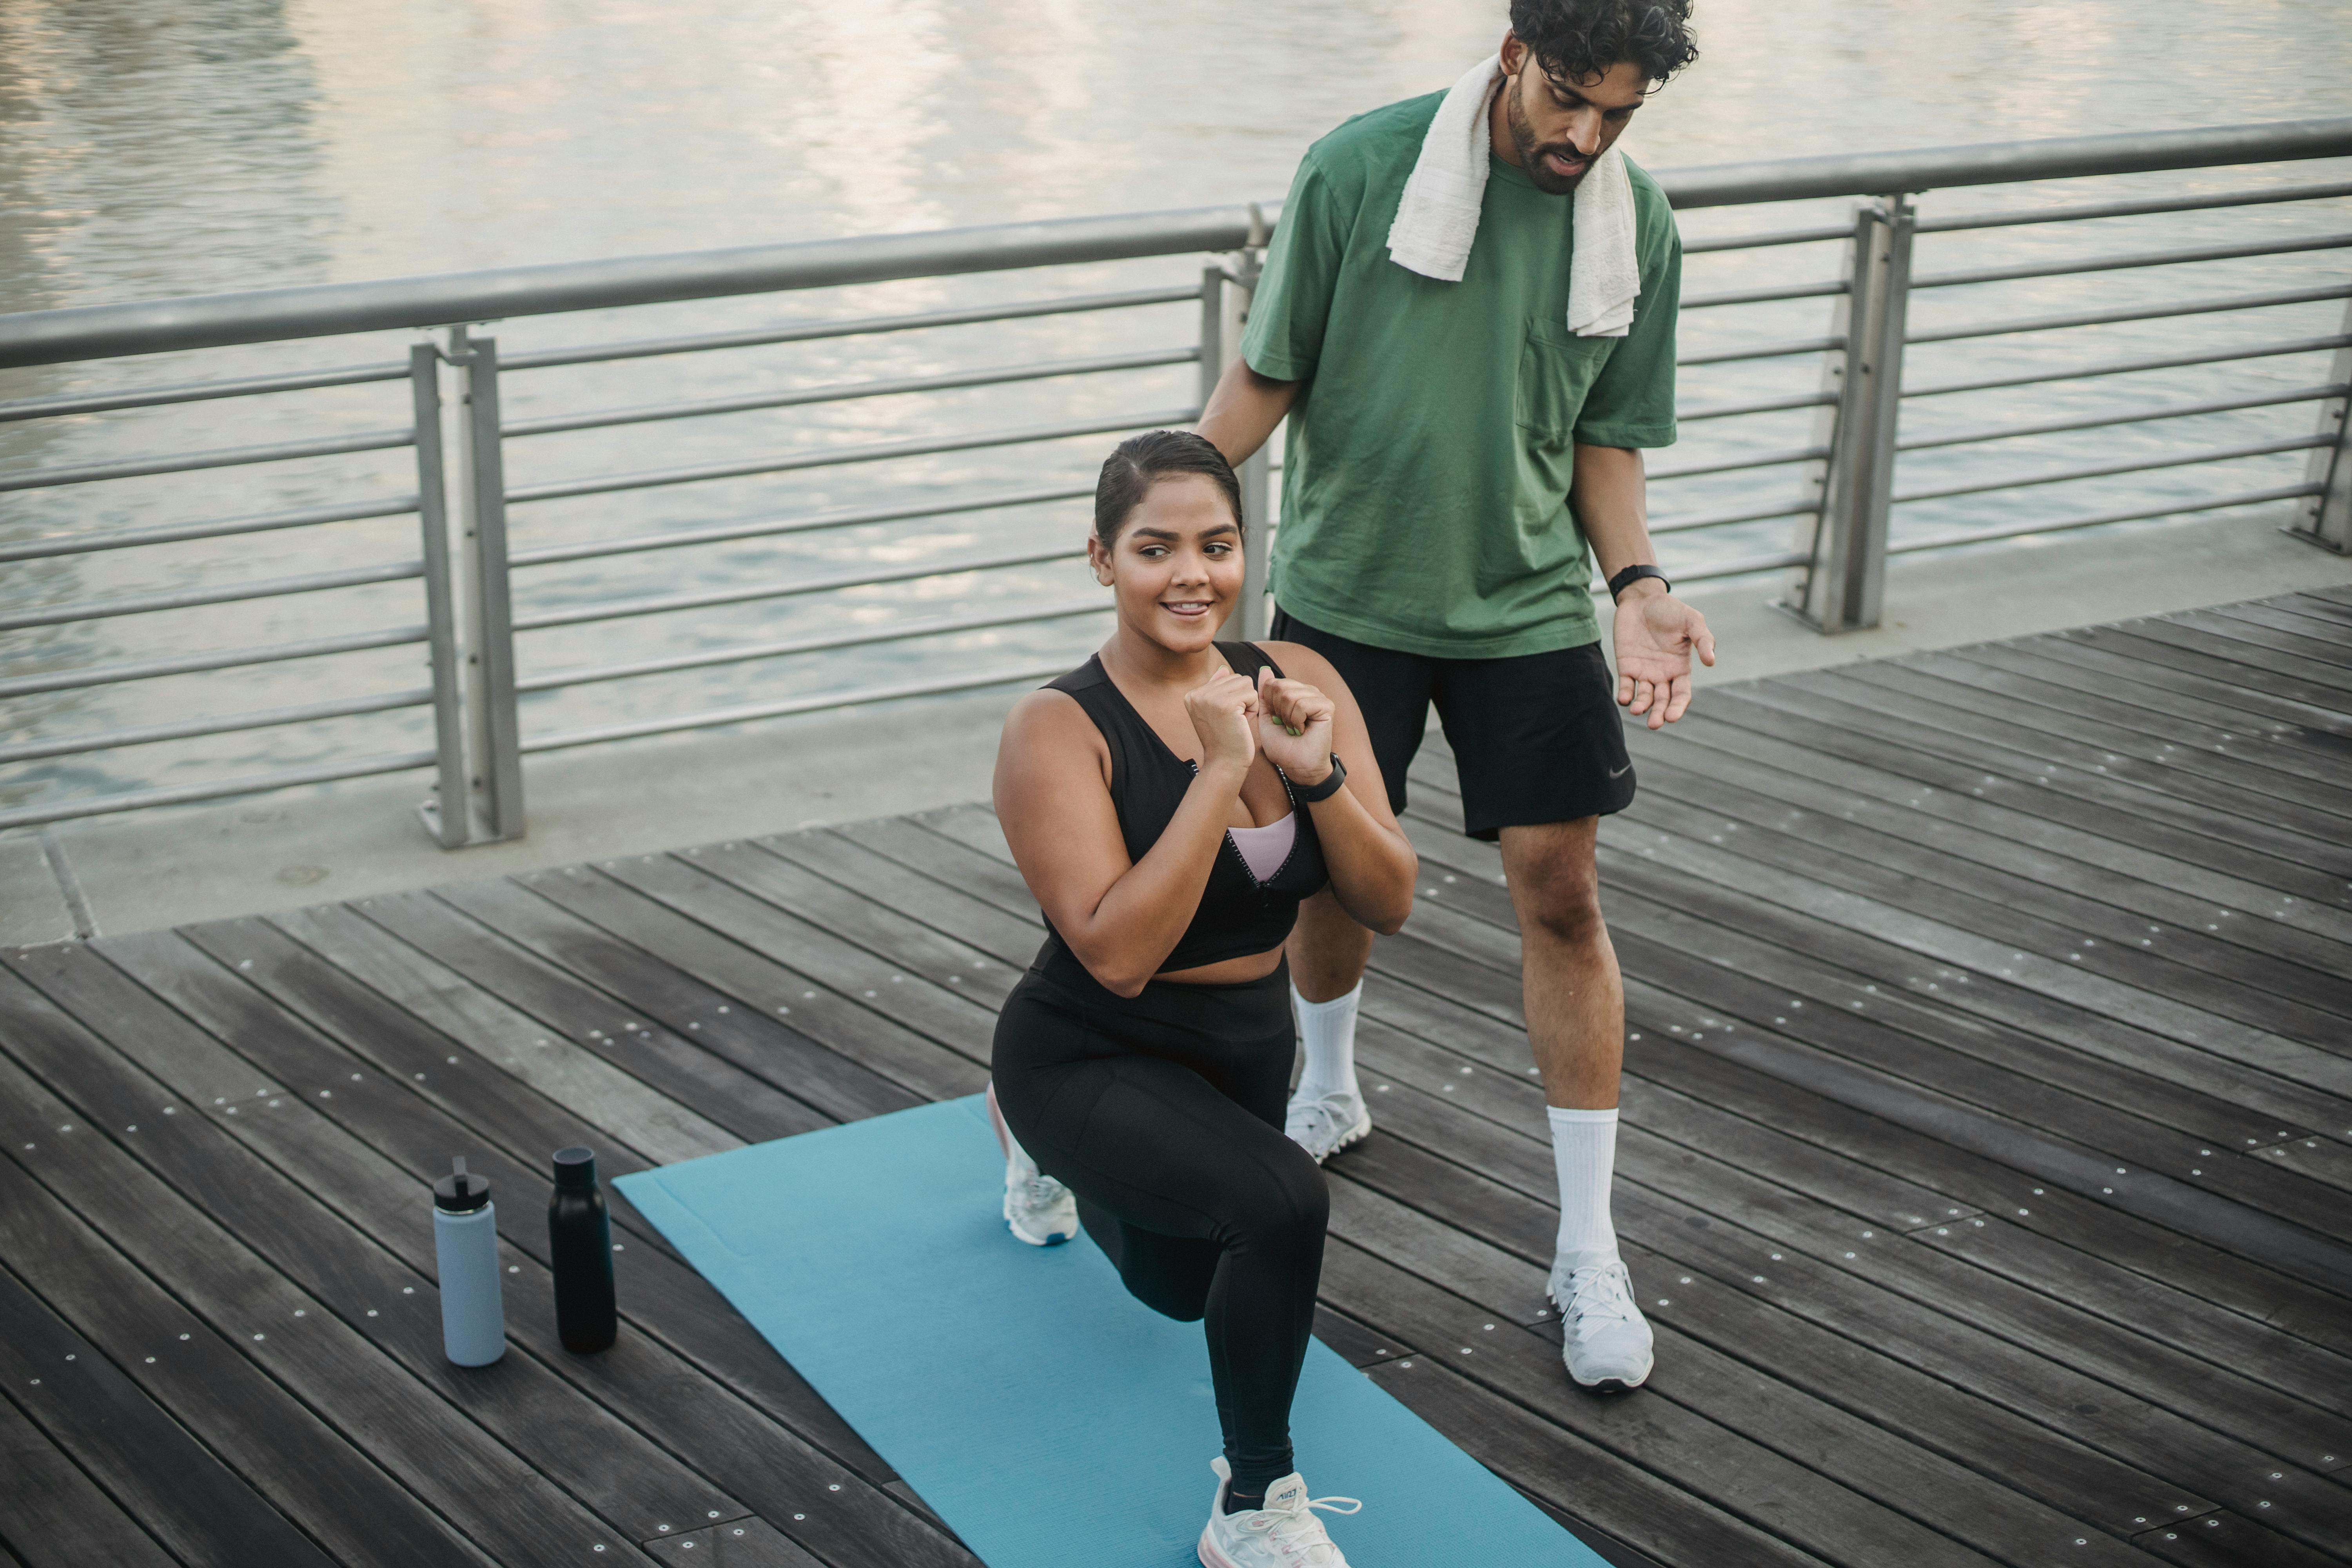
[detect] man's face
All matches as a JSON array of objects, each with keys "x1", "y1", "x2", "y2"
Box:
[{"x1": 1499, "y1": 36, "x2": 1648, "y2": 194}]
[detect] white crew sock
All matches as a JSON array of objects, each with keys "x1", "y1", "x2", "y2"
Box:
[
  {"x1": 1548, "y1": 1106, "x2": 1621, "y2": 1270},
  {"x1": 1291, "y1": 983, "x2": 1363, "y2": 1103}
]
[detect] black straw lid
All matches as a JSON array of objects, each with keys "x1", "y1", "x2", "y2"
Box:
[
  {"x1": 434, "y1": 1156, "x2": 492, "y2": 1213},
  {"x1": 552, "y1": 1145, "x2": 598, "y2": 1191}
]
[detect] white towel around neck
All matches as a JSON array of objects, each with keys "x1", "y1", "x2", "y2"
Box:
[{"x1": 1385, "y1": 51, "x2": 1641, "y2": 338}]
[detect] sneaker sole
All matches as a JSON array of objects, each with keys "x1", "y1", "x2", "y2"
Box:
[
  {"x1": 1567, "y1": 1354, "x2": 1653, "y2": 1393},
  {"x1": 1003, "y1": 1206, "x2": 1074, "y2": 1247},
  {"x1": 1295, "y1": 1109, "x2": 1374, "y2": 1166}
]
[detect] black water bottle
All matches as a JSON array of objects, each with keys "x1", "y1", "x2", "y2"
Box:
[{"x1": 548, "y1": 1146, "x2": 617, "y2": 1352}]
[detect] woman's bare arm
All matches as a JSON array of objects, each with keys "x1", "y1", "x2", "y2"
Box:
[
  {"x1": 1254, "y1": 644, "x2": 1417, "y2": 934},
  {"x1": 992, "y1": 676, "x2": 1259, "y2": 997}
]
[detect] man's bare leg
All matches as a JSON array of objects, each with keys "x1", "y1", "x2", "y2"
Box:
[
  {"x1": 1499, "y1": 817, "x2": 1651, "y2": 1390},
  {"x1": 1282, "y1": 887, "x2": 1378, "y2": 1160}
]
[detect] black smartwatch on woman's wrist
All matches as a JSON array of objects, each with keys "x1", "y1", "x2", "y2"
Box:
[{"x1": 1290, "y1": 754, "x2": 1347, "y2": 804}]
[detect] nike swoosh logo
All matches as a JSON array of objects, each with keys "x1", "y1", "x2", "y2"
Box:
[{"x1": 1608, "y1": 764, "x2": 1633, "y2": 779}]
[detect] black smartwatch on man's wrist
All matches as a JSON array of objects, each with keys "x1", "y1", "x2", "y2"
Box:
[
  {"x1": 1290, "y1": 754, "x2": 1347, "y2": 804},
  {"x1": 1607, "y1": 564, "x2": 1672, "y2": 603}
]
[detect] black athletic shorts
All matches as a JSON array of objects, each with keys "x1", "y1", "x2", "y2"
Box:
[{"x1": 1269, "y1": 606, "x2": 1635, "y2": 840}]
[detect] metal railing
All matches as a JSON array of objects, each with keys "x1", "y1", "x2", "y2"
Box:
[{"x1": 2, "y1": 119, "x2": 2348, "y2": 841}]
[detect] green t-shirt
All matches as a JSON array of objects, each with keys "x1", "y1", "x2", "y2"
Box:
[{"x1": 1241, "y1": 91, "x2": 1681, "y2": 658}]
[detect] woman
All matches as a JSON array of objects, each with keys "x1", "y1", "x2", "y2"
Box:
[{"x1": 988, "y1": 430, "x2": 1418, "y2": 1568}]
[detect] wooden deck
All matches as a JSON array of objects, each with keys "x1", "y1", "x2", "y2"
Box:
[{"x1": 4, "y1": 587, "x2": 2351, "y2": 1568}]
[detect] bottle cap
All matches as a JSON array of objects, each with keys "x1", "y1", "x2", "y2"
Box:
[
  {"x1": 434, "y1": 1156, "x2": 492, "y2": 1214},
  {"x1": 553, "y1": 1146, "x2": 598, "y2": 1191}
]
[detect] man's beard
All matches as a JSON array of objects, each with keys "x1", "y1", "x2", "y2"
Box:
[{"x1": 1504, "y1": 78, "x2": 1594, "y2": 195}]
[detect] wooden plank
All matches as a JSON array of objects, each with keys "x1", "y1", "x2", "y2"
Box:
[
  {"x1": 0, "y1": 969, "x2": 750, "y2": 1545},
  {"x1": 2170, "y1": 606, "x2": 2352, "y2": 677},
  {"x1": 1318, "y1": 1241, "x2": 2009, "y2": 1568},
  {"x1": 7, "y1": 956, "x2": 978, "y2": 1568},
  {"x1": 1713, "y1": 682, "x2": 2351, "y2": 906},
  {"x1": 351, "y1": 889, "x2": 827, "y2": 1142},
  {"x1": 1, "y1": 1156, "x2": 495, "y2": 1568},
  {"x1": 0, "y1": 1015, "x2": 659, "y2": 1567},
  {"x1": 0, "y1": 1258, "x2": 332, "y2": 1568},
  {"x1": 1361, "y1": 1352, "x2": 1835, "y2": 1568},
  {"x1": 2279, "y1": 592, "x2": 2352, "y2": 631},
  {"x1": 1341, "y1": 1077, "x2": 2352, "y2": 1546},
  {"x1": 597, "y1": 852, "x2": 997, "y2": 1062},
  {"x1": 2066, "y1": 623, "x2": 2352, "y2": 712},
  {"x1": 642, "y1": 1515, "x2": 824, "y2": 1566},
  {"x1": 765, "y1": 827, "x2": 1049, "y2": 960},
  {"x1": 514, "y1": 866, "x2": 984, "y2": 1102},
  {"x1": 48, "y1": 931, "x2": 927, "y2": 1523},
  {"x1": 1847, "y1": 657, "x2": 2352, "y2": 817},
  {"x1": 270, "y1": 903, "x2": 738, "y2": 1164},
  {"x1": 1931, "y1": 643, "x2": 2352, "y2": 788},
  {"x1": 2132, "y1": 1508, "x2": 2350, "y2": 1568},
  {"x1": 0, "y1": 1387, "x2": 181, "y2": 1568},
  {"x1": 1325, "y1": 1168, "x2": 2170, "y2": 1555},
  {"x1": 1762, "y1": 674, "x2": 2352, "y2": 880},
  {"x1": 1618, "y1": 720, "x2": 2352, "y2": 1012},
  {"x1": 431, "y1": 875, "x2": 920, "y2": 1124},
  {"x1": 1955, "y1": 628, "x2": 2352, "y2": 740}
]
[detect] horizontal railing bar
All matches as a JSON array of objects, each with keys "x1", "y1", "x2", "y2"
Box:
[
  {"x1": 500, "y1": 284, "x2": 1207, "y2": 370},
  {"x1": 6, "y1": 120, "x2": 2348, "y2": 367},
  {"x1": 0, "y1": 749, "x2": 439, "y2": 831},
  {"x1": 512, "y1": 544, "x2": 1083, "y2": 632},
  {"x1": 0, "y1": 561, "x2": 425, "y2": 633},
  {"x1": 1654, "y1": 118, "x2": 2352, "y2": 209},
  {"x1": 1648, "y1": 445, "x2": 1830, "y2": 483},
  {"x1": 0, "y1": 360, "x2": 411, "y2": 423},
  {"x1": 1651, "y1": 499, "x2": 1820, "y2": 534},
  {"x1": 521, "y1": 660, "x2": 1077, "y2": 755},
  {"x1": 1897, "y1": 383, "x2": 2347, "y2": 452},
  {"x1": 518, "y1": 597, "x2": 1113, "y2": 693},
  {"x1": 0, "y1": 427, "x2": 413, "y2": 493},
  {"x1": 1916, "y1": 178, "x2": 2352, "y2": 235},
  {"x1": 502, "y1": 347, "x2": 1197, "y2": 439},
  {"x1": 1681, "y1": 279, "x2": 1848, "y2": 310},
  {"x1": 1904, "y1": 331, "x2": 2352, "y2": 398},
  {"x1": 0, "y1": 625, "x2": 430, "y2": 701},
  {"x1": 0, "y1": 687, "x2": 435, "y2": 766},
  {"x1": 1886, "y1": 482, "x2": 2325, "y2": 557},
  {"x1": 1893, "y1": 433, "x2": 2330, "y2": 505},
  {"x1": 0, "y1": 496, "x2": 419, "y2": 564},
  {"x1": 1668, "y1": 548, "x2": 1812, "y2": 580},
  {"x1": 1911, "y1": 230, "x2": 2352, "y2": 291},
  {"x1": 1905, "y1": 283, "x2": 2352, "y2": 346},
  {"x1": 505, "y1": 406, "x2": 1199, "y2": 505},
  {"x1": 1677, "y1": 390, "x2": 1840, "y2": 423},
  {"x1": 1679, "y1": 335, "x2": 1844, "y2": 368},
  {"x1": 509, "y1": 483, "x2": 1094, "y2": 568},
  {"x1": 1681, "y1": 223, "x2": 1855, "y2": 255}
]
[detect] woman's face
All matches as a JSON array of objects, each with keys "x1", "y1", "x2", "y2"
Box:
[{"x1": 1088, "y1": 473, "x2": 1245, "y2": 655}]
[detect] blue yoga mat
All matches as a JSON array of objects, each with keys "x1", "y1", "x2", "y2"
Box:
[{"x1": 616, "y1": 1096, "x2": 1602, "y2": 1568}]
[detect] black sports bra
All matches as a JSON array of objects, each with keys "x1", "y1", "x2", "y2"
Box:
[{"x1": 1040, "y1": 642, "x2": 1330, "y2": 974}]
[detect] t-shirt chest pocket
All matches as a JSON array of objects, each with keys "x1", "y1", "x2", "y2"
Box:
[{"x1": 1514, "y1": 318, "x2": 1617, "y2": 448}]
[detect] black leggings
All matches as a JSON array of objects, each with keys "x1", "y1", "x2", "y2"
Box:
[{"x1": 990, "y1": 942, "x2": 1328, "y2": 1494}]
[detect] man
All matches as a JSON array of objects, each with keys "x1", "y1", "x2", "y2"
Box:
[{"x1": 1195, "y1": 0, "x2": 1711, "y2": 1393}]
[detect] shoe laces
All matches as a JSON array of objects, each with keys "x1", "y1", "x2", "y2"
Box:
[
  {"x1": 1014, "y1": 1173, "x2": 1068, "y2": 1212},
  {"x1": 1237, "y1": 1486, "x2": 1361, "y2": 1564},
  {"x1": 1287, "y1": 1094, "x2": 1357, "y2": 1142},
  {"x1": 1559, "y1": 1260, "x2": 1638, "y2": 1329}
]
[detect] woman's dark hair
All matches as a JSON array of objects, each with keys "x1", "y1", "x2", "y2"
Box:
[
  {"x1": 1510, "y1": 0, "x2": 1698, "y2": 91},
  {"x1": 1093, "y1": 430, "x2": 1244, "y2": 546}
]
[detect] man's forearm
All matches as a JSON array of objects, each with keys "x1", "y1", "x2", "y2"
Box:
[
  {"x1": 1196, "y1": 357, "x2": 1301, "y2": 466},
  {"x1": 1570, "y1": 442, "x2": 1662, "y2": 592}
]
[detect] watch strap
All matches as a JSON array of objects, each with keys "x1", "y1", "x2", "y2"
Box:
[
  {"x1": 1290, "y1": 754, "x2": 1347, "y2": 804},
  {"x1": 1607, "y1": 564, "x2": 1672, "y2": 602}
]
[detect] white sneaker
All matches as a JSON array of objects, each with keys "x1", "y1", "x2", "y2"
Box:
[
  {"x1": 1283, "y1": 1089, "x2": 1371, "y2": 1164},
  {"x1": 985, "y1": 1081, "x2": 1076, "y2": 1247},
  {"x1": 1549, "y1": 1256, "x2": 1655, "y2": 1391},
  {"x1": 1198, "y1": 1456, "x2": 1360, "y2": 1568}
]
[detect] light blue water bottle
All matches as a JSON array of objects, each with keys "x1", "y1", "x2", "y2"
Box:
[{"x1": 432, "y1": 1157, "x2": 506, "y2": 1366}]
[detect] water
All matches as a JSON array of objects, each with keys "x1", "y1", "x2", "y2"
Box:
[{"x1": 3, "y1": 0, "x2": 2348, "y2": 817}]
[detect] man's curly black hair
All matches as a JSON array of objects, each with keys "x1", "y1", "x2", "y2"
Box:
[{"x1": 1508, "y1": 0, "x2": 1699, "y2": 91}]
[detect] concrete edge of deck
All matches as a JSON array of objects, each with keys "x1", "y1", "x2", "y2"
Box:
[{"x1": 7, "y1": 506, "x2": 2350, "y2": 947}]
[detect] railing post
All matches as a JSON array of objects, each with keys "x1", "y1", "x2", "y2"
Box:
[
  {"x1": 1787, "y1": 193, "x2": 1914, "y2": 632},
  {"x1": 2289, "y1": 295, "x2": 2352, "y2": 553},
  {"x1": 408, "y1": 343, "x2": 470, "y2": 848},
  {"x1": 1206, "y1": 207, "x2": 1271, "y2": 641},
  {"x1": 446, "y1": 325, "x2": 526, "y2": 842}
]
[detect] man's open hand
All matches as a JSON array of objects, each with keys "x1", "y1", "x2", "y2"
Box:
[{"x1": 1612, "y1": 587, "x2": 1716, "y2": 729}]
